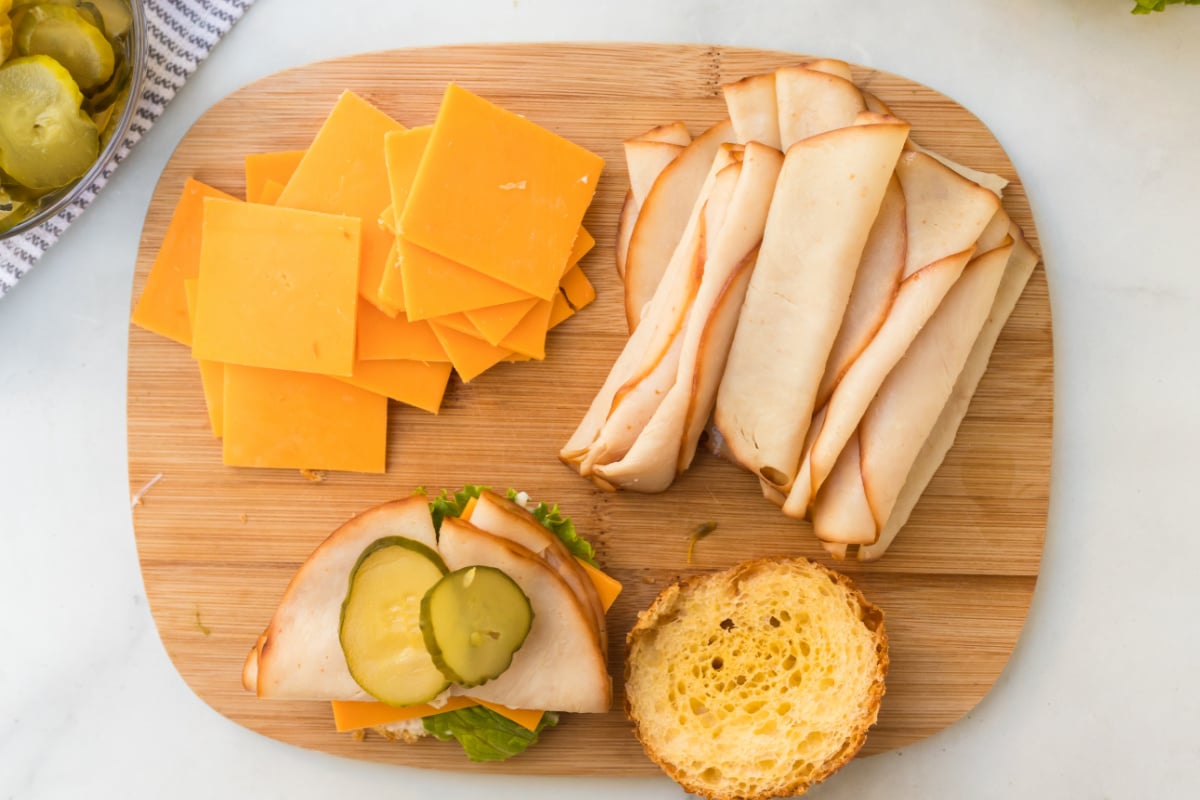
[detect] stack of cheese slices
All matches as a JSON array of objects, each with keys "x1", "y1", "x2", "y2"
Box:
[{"x1": 561, "y1": 59, "x2": 1040, "y2": 560}]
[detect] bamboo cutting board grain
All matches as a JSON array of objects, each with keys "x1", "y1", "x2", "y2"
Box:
[{"x1": 126, "y1": 44, "x2": 1051, "y2": 776}]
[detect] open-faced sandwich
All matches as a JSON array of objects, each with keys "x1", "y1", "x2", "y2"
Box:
[{"x1": 241, "y1": 487, "x2": 621, "y2": 761}]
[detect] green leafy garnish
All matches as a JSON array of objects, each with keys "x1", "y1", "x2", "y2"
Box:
[
  {"x1": 507, "y1": 488, "x2": 597, "y2": 566},
  {"x1": 422, "y1": 706, "x2": 559, "y2": 762},
  {"x1": 427, "y1": 485, "x2": 488, "y2": 532},
  {"x1": 1131, "y1": 0, "x2": 1198, "y2": 12}
]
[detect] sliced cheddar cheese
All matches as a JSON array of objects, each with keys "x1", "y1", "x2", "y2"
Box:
[
  {"x1": 338, "y1": 359, "x2": 453, "y2": 414},
  {"x1": 475, "y1": 700, "x2": 545, "y2": 733},
  {"x1": 499, "y1": 297, "x2": 554, "y2": 360},
  {"x1": 182, "y1": 278, "x2": 224, "y2": 437},
  {"x1": 276, "y1": 91, "x2": 404, "y2": 313},
  {"x1": 356, "y1": 298, "x2": 449, "y2": 363},
  {"x1": 191, "y1": 198, "x2": 361, "y2": 377},
  {"x1": 429, "y1": 320, "x2": 513, "y2": 382},
  {"x1": 378, "y1": 125, "x2": 434, "y2": 312},
  {"x1": 258, "y1": 179, "x2": 286, "y2": 206},
  {"x1": 548, "y1": 264, "x2": 597, "y2": 329},
  {"x1": 245, "y1": 149, "x2": 305, "y2": 204},
  {"x1": 401, "y1": 84, "x2": 604, "y2": 300},
  {"x1": 331, "y1": 696, "x2": 478, "y2": 733},
  {"x1": 222, "y1": 364, "x2": 387, "y2": 473},
  {"x1": 464, "y1": 297, "x2": 539, "y2": 346},
  {"x1": 431, "y1": 312, "x2": 484, "y2": 339},
  {"x1": 566, "y1": 226, "x2": 596, "y2": 274},
  {"x1": 131, "y1": 178, "x2": 238, "y2": 346},
  {"x1": 399, "y1": 238, "x2": 531, "y2": 320},
  {"x1": 578, "y1": 559, "x2": 622, "y2": 612}
]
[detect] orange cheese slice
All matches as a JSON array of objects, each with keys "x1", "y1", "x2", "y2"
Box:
[
  {"x1": 330, "y1": 696, "x2": 477, "y2": 734},
  {"x1": 191, "y1": 199, "x2": 361, "y2": 377},
  {"x1": 275, "y1": 91, "x2": 404, "y2": 314},
  {"x1": 182, "y1": 278, "x2": 224, "y2": 437},
  {"x1": 378, "y1": 126, "x2": 434, "y2": 311},
  {"x1": 578, "y1": 559, "x2": 622, "y2": 612},
  {"x1": 499, "y1": 297, "x2": 554, "y2": 360},
  {"x1": 338, "y1": 359, "x2": 453, "y2": 414},
  {"x1": 475, "y1": 700, "x2": 545, "y2": 732},
  {"x1": 330, "y1": 696, "x2": 544, "y2": 734},
  {"x1": 398, "y1": 238, "x2": 531, "y2": 320},
  {"x1": 566, "y1": 226, "x2": 596, "y2": 274},
  {"x1": 431, "y1": 312, "x2": 484, "y2": 339},
  {"x1": 463, "y1": 297, "x2": 540, "y2": 346},
  {"x1": 131, "y1": 178, "x2": 238, "y2": 347},
  {"x1": 548, "y1": 265, "x2": 597, "y2": 329},
  {"x1": 244, "y1": 149, "x2": 305, "y2": 203},
  {"x1": 356, "y1": 298, "x2": 449, "y2": 363},
  {"x1": 401, "y1": 84, "x2": 604, "y2": 300},
  {"x1": 429, "y1": 320, "x2": 513, "y2": 383},
  {"x1": 222, "y1": 364, "x2": 387, "y2": 473},
  {"x1": 258, "y1": 179, "x2": 286, "y2": 206}
]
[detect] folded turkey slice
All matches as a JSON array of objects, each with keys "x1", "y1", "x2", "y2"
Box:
[
  {"x1": 724, "y1": 72, "x2": 782, "y2": 149},
  {"x1": 858, "y1": 224, "x2": 1039, "y2": 560},
  {"x1": 782, "y1": 149, "x2": 1002, "y2": 517},
  {"x1": 243, "y1": 496, "x2": 438, "y2": 700},
  {"x1": 624, "y1": 119, "x2": 737, "y2": 330},
  {"x1": 712, "y1": 114, "x2": 911, "y2": 492},
  {"x1": 776, "y1": 64, "x2": 867, "y2": 150},
  {"x1": 810, "y1": 236, "x2": 1015, "y2": 551},
  {"x1": 561, "y1": 145, "x2": 741, "y2": 474},
  {"x1": 439, "y1": 518, "x2": 612, "y2": 713},
  {"x1": 592, "y1": 142, "x2": 785, "y2": 492},
  {"x1": 616, "y1": 123, "x2": 693, "y2": 278}
]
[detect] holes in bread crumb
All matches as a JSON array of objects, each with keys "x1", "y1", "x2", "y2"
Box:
[
  {"x1": 743, "y1": 700, "x2": 765, "y2": 714},
  {"x1": 780, "y1": 609, "x2": 792, "y2": 622},
  {"x1": 720, "y1": 618, "x2": 735, "y2": 631},
  {"x1": 799, "y1": 641, "x2": 811, "y2": 656},
  {"x1": 789, "y1": 671, "x2": 804, "y2": 688},
  {"x1": 776, "y1": 701, "x2": 792, "y2": 715},
  {"x1": 769, "y1": 615, "x2": 780, "y2": 628},
  {"x1": 782, "y1": 654, "x2": 797, "y2": 670},
  {"x1": 700, "y1": 767, "x2": 722, "y2": 783},
  {"x1": 689, "y1": 697, "x2": 708, "y2": 716},
  {"x1": 735, "y1": 674, "x2": 747, "y2": 685},
  {"x1": 711, "y1": 657, "x2": 724, "y2": 670}
]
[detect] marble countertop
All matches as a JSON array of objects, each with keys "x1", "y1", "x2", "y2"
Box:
[{"x1": 3, "y1": 0, "x2": 1199, "y2": 796}]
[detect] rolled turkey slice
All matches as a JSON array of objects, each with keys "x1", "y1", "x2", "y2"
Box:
[
  {"x1": 593, "y1": 143, "x2": 784, "y2": 492},
  {"x1": 713, "y1": 114, "x2": 910, "y2": 492},
  {"x1": 616, "y1": 123, "x2": 693, "y2": 278},
  {"x1": 245, "y1": 496, "x2": 438, "y2": 700},
  {"x1": 811, "y1": 238, "x2": 1014, "y2": 547},
  {"x1": 724, "y1": 72, "x2": 782, "y2": 149},
  {"x1": 783, "y1": 149, "x2": 1002, "y2": 517},
  {"x1": 561, "y1": 146, "x2": 739, "y2": 469},
  {"x1": 775, "y1": 65, "x2": 867, "y2": 150},
  {"x1": 579, "y1": 162, "x2": 741, "y2": 480},
  {"x1": 467, "y1": 490, "x2": 607, "y2": 652},
  {"x1": 439, "y1": 518, "x2": 611, "y2": 713},
  {"x1": 625, "y1": 119, "x2": 737, "y2": 330},
  {"x1": 859, "y1": 225, "x2": 1039, "y2": 560}
]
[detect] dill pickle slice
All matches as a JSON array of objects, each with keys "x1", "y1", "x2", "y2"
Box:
[
  {"x1": 420, "y1": 565, "x2": 533, "y2": 688},
  {"x1": 82, "y1": 0, "x2": 126, "y2": 37},
  {"x1": 1, "y1": 17, "x2": 12, "y2": 64},
  {"x1": 0, "y1": 55, "x2": 99, "y2": 190},
  {"x1": 16, "y1": 4, "x2": 113, "y2": 91},
  {"x1": 339, "y1": 537, "x2": 452, "y2": 706}
]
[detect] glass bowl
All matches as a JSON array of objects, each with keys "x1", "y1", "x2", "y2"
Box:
[{"x1": 0, "y1": 0, "x2": 148, "y2": 241}]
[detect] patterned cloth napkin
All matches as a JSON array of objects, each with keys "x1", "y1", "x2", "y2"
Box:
[{"x1": 0, "y1": 0, "x2": 256, "y2": 298}]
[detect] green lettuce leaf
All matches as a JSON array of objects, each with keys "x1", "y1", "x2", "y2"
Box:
[
  {"x1": 422, "y1": 706, "x2": 559, "y2": 762},
  {"x1": 506, "y1": 488, "x2": 597, "y2": 566},
  {"x1": 1132, "y1": 0, "x2": 1199, "y2": 13},
  {"x1": 427, "y1": 485, "x2": 488, "y2": 532}
]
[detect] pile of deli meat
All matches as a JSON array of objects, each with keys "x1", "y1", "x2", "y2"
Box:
[{"x1": 560, "y1": 59, "x2": 1039, "y2": 561}]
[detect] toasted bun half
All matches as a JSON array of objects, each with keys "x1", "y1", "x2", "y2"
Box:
[{"x1": 625, "y1": 557, "x2": 887, "y2": 800}]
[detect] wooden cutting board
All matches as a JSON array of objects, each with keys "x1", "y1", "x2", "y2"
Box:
[{"x1": 127, "y1": 43, "x2": 1051, "y2": 776}]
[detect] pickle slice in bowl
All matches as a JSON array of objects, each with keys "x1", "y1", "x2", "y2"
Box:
[
  {"x1": 15, "y1": 4, "x2": 114, "y2": 91},
  {"x1": 0, "y1": 55, "x2": 99, "y2": 191}
]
